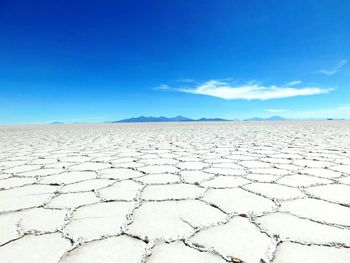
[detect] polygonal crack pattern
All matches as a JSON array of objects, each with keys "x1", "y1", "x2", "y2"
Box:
[{"x1": 0, "y1": 121, "x2": 350, "y2": 263}]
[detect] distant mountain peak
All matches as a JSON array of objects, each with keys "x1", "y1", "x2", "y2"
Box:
[
  {"x1": 111, "y1": 115, "x2": 287, "y2": 123},
  {"x1": 268, "y1": 115, "x2": 286, "y2": 120},
  {"x1": 113, "y1": 116, "x2": 229, "y2": 123},
  {"x1": 197, "y1": 117, "x2": 228, "y2": 122}
]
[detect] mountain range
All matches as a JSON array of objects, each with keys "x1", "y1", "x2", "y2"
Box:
[
  {"x1": 48, "y1": 116, "x2": 289, "y2": 124},
  {"x1": 113, "y1": 116, "x2": 229, "y2": 123},
  {"x1": 112, "y1": 115, "x2": 286, "y2": 123}
]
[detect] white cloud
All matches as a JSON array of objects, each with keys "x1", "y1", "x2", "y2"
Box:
[
  {"x1": 153, "y1": 84, "x2": 171, "y2": 91},
  {"x1": 316, "y1": 59, "x2": 347, "y2": 76},
  {"x1": 178, "y1": 80, "x2": 331, "y2": 100},
  {"x1": 265, "y1": 109, "x2": 287, "y2": 113},
  {"x1": 286, "y1": 80, "x2": 302, "y2": 86}
]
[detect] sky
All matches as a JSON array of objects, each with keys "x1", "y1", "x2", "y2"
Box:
[{"x1": 1, "y1": 0, "x2": 350, "y2": 124}]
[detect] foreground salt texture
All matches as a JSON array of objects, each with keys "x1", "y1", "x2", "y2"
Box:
[{"x1": 0, "y1": 121, "x2": 350, "y2": 262}]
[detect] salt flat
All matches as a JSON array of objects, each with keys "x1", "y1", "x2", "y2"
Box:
[{"x1": 0, "y1": 121, "x2": 350, "y2": 263}]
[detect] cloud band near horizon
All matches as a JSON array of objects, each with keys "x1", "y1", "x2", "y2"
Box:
[{"x1": 161, "y1": 80, "x2": 331, "y2": 100}]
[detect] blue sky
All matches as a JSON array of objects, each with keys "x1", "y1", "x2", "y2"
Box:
[{"x1": 1, "y1": 0, "x2": 350, "y2": 124}]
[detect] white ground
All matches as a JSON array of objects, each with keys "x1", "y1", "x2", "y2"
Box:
[{"x1": 0, "y1": 121, "x2": 350, "y2": 263}]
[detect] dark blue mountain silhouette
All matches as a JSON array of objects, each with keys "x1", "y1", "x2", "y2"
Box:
[{"x1": 113, "y1": 116, "x2": 229, "y2": 123}]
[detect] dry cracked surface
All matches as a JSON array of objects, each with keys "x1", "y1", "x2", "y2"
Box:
[{"x1": 1, "y1": 121, "x2": 350, "y2": 262}]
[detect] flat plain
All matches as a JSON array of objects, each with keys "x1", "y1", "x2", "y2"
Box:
[{"x1": 1, "y1": 121, "x2": 350, "y2": 263}]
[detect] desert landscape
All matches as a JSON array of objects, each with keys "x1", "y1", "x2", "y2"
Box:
[{"x1": 1, "y1": 121, "x2": 350, "y2": 262}]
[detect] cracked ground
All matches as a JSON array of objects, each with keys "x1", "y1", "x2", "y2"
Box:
[{"x1": 1, "y1": 121, "x2": 350, "y2": 263}]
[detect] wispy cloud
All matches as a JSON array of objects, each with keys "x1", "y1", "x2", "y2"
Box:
[
  {"x1": 316, "y1": 59, "x2": 347, "y2": 76},
  {"x1": 175, "y1": 80, "x2": 331, "y2": 100},
  {"x1": 265, "y1": 109, "x2": 287, "y2": 113},
  {"x1": 286, "y1": 80, "x2": 302, "y2": 86},
  {"x1": 153, "y1": 84, "x2": 171, "y2": 91}
]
